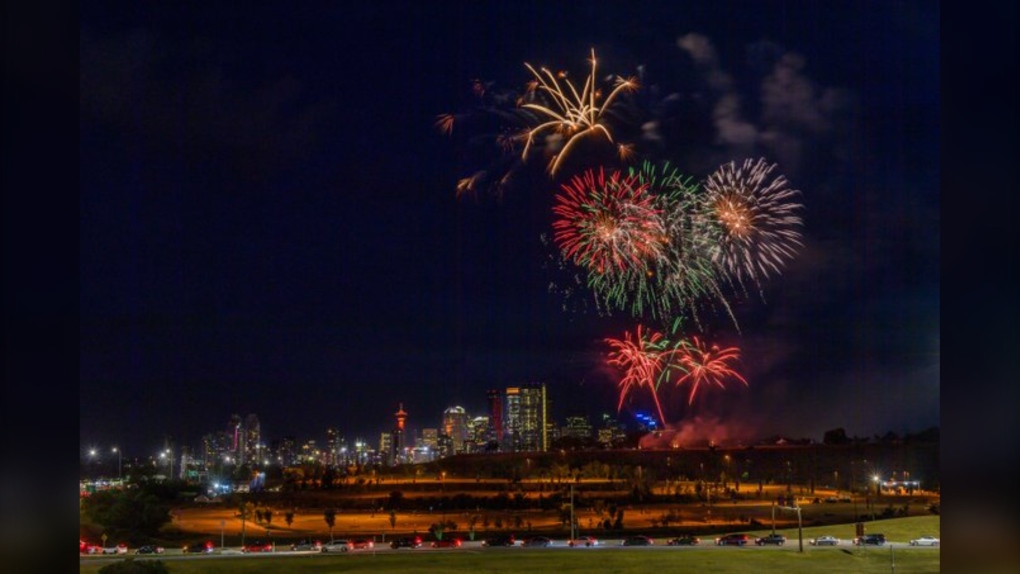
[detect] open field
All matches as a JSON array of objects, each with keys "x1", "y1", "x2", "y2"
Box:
[{"x1": 80, "y1": 545, "x2": 939, "y2": 574}]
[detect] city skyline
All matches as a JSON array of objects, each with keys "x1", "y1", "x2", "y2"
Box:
[{"x1": 80, "y1": 3, "x2": 938, "y2": 458}]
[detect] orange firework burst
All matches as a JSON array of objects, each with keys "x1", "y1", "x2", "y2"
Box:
[
  {"x1": 673, "y1": 336, "x2": 748, "y2": 405},
  {"x1": 521, "y1": 49, "x2": 638, "y2": 176}
]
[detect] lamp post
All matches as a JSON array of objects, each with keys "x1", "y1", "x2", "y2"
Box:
[
  {"x1": 777, "y1": 502, "x2": 804, "y2": 553},
  {"x1": 161, "y1": 450, "x2": 175, "y2": 481},
  {"x1": 112, "y1": 447, "x2": 122, "y2": 480},
  {"x1": 570, "y1": 484, "x2": 576, "y2": 542}
]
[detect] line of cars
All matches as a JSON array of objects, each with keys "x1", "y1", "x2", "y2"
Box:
[
  {"x1": 83, "y1": 532, "x2": 940, "y2": 556},
  {"x1": 80, "y1": 540, "x2": 128, "y2": 555}
]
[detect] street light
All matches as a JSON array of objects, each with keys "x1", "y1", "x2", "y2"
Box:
[
  {"x1": 112, "y1": 447, "x2": 122, "y2": 480},
  {"x1": 161, "y1": 450, "x2": 175, "y2": 481}
]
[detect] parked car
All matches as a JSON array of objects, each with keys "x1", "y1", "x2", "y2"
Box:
[
  {"x1": 431, "y1": 537, "x2": 463, "y2": 548},
  {"x1": 390, "y1": 536, "x2": 422, "y2": 549},
  {"x1": 623, "y1": 535, "x2": 653, "y2": 546},
  {"x1": 667, "y1": 534, "x2": 700, "y2": 546},
  {"x1": 568, "y1": 536, "x2": 599, "y2": 547},
  {"x1": 289, "y1": 539, "x2": 322, "y2": 551},
  {"x1": 482, "y1": 534, "x2": 516, "y2": 547},
  {"x1": 855, "y1": 534, "x2": 886, "y2": 546},
  {"x1": 242, "y1": 540, "x2": 274, "y2": 553},
  {"x1": 101, "y1": 544, "x2": 128, "y2": 554},
  {"x1": 351, "y1": 538, "x2": 375, "y2": 550},
  {"x1": 756, "y1": 533, "x2": 787, "y2": 546},
  {"x1": 811, "y1": 535, "x2": 839, "y2": 546},
  {"x1": 522, "y1": 536, "x2": 552, "y2": 547},
  {"x1": 134, "y1": 545, "x2": 165, "y2": 554},
  {"x1": 715, "y1": 533, "x2": 751, "y2": 546},
  {"x1": 183, "y1": 540, "x2": 215, "y2": 554},
  {"x1": 321, "y1": 540, "x2": 353, "y2": 553},
  {"x1": 909, "y1": 535, "x2": 939, "y2": 547}
]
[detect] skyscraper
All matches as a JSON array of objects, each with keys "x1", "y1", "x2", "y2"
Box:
[
  {"x1": 229, "y1": 414, "x2": 243, "y2": 463},
  {"x1": 505, "y1": 383, "x2": 548, "y2": 452},
  {"x1": 325, "y1": 427, "x2": 344, "y2": 467},
  {"x1": 469, "y1": 415, "x2": 490, "y2": 452},
  {"x1": 442, "y1": 406, "x2": 469, "y2": 454},
  {"x1": 243, "y1": 414, "x2": 261, "y2": 465},
  {"x1": 486, "y1": 389, "x2": 504, "y2": 445},
  {"x1": 505, "y1": 387, "x2": 521, "y2": 451},
  {"x1": 519, "y1": 383, "x2": 548, "y2": 452}
]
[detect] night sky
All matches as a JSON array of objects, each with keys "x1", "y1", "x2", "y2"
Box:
[{"x1": 79, "y1": 1, "x2": 939, "y2": 458}]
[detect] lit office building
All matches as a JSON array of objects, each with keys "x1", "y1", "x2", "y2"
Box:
[
  {"x1": 506, "y1": 383, "x2": 548, "y2": 452},
  {"x1": 442, "y1": 406, "x2": 470, "y2": 454}
]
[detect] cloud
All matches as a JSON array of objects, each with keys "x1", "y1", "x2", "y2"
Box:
[
  {"x1": 79, "y1": 26, "x2": 335, "y2": 182},
  {"x1": 672, "y1": 34, "x2": 857, "y2": 185}
]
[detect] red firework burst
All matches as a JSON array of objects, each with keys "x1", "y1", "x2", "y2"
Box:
[
  {"x1": 552, "y1": 167, "x2": 665, "y2": 276},
  {"x1": 604, "y1": 324, "x2": 677, "y2": 424},
  {"x1": 673, "y1": 336, "x2": 748, "y2": 405}
]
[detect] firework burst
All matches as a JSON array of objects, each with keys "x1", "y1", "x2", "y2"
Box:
[
  {"x1": 673, "y1": 336, "x2": 748, "y2": 405},
  {"x1": 552, "y1": 167, "x2": 665, "y2": 276},
  {"x1": 521, "y1": 49, "x2": 638, "y2": 176},
  {"x1": 604, "y1": 325, "x2": 678, "y2": 424},
  {"x1": 563, "y1": 162, "x2": 739, "y2": 331},
  {"x1": 700, "y1": 158, "x2": 804, "y2": 283}
]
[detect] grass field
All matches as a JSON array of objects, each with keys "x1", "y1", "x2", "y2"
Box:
[{"x1": 80, "y1": 515, "x2": 940, "y2": 573}]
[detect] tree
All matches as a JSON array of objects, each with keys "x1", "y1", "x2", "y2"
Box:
[
  {"x1": 823, "y1": 428, "x2": 850, "y2": 445},
  {"x1": 284, "y1": 511, "x2": 294, "y2": 528},
  {"x1": 429, "y1": 521, "x2": 444, "y2": 541},
  {"x1": 613, "y1": 509, "x2": 625, "y2": 530},
  {"x1": 324, "y1": 508, "x2": 337, "y2": 542},
  {"x1": 264, "y1": 509, "x2": 273, "y2": 529},
  {"x1": 389, "y1": 510, "x2": 397, "y2": 529},
  {"x1": 81, "y1": 488, "x2": 173, "y2": 539},
  {"x1": 387, "y1": 490, "x2": 405, "y2": 510},
  {"x1": 238, "y1": 500, "x2": 254, "y2": 547}
]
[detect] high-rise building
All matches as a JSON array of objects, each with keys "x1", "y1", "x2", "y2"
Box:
[
  {"x1": 597, "y1": 413, "x2": 626, "y2": 448},
  {"x1": 442, "y1": 406, "x2": 469, "y2": 454},
  {"x1": 505, "y1": 388, "x2": 521, "y2": 451},
  {"x1": 325, "y1": 428, "x2": 345, "y2": 467},
  {"x1": 506, "y1": 383, "x2": 548, "y2": 452},
  {"x1": 299, "y1": 440, "x2": 320, "y2": 464},
  {"x1": 420, "y1": 428, "x2": 439, "y2": 451},
  {"x1": 229, "y1": 414, "x2": 243, "y2": 462},
  {"x1": 486, "y1": 389, "x2": 504, "y2": 445},
  {"x1": 275, "y1": 436, "x2": 297, "y2": 466},
  {"x1": 379, "y1": 432, "x2": 392, "y2": 459},
  {"x1": 392, "y1": 403, "x2": 408, "y2": 465},
  {"x1": 243, "y1": 414, "x2": 261, "y2": 465},
  {"x1": 520, "y1": 383, "x2": 548, "y2": 452},
  {"x1": 562, "y1": 415, "x2": 593, "y2": 441},
  {"x1": 469, "y1": 415, "x2": 490, "y2": 451},
  {"x1": 436, "y1": 433, "x2": 454, "y2": 458}
]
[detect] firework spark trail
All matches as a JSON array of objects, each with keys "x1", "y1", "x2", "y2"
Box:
[
  {"x1": 604, "y1": 325, "x2": 678, "y2": 425},
  {"x1": 701, "y1": 158, "x2": 804, "y2": 284},
  {"x1": 521, "y1": 49, "x2": 638, "y2": 176},
  {"x1": 673, "y1": 336, "x2": 748, "y2": 405},
  {"x1": 552, "y1": 167, "x2": 665, "y2": 276}
]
